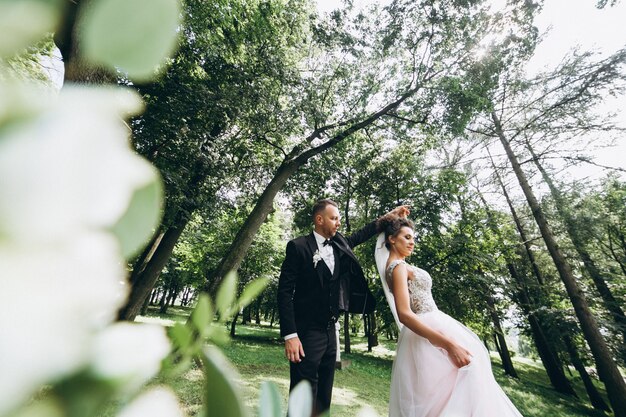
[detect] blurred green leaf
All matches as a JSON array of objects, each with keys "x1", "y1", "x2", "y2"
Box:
[
  {"x1": 8, "y1": 400, "x2": 64, "y2": 417},
  {"x1": 110, "y1": 178, "x2": 163, "y2": 259},
  {"x1": 201, "y1": 345, "x2": 248, "y2": 417},
  {"x1": 259, "y1": 381, "x2": 282, "y2": 417},
  {"x1": 80, "y1": 0, "x2": 180, "y2": 81},
  {"x1": 0, "y1": 0, "x2": 60, "y2": 56},
  {"x1": 238, "y1": 277, "x2": 269, "y2": 309},
  {"x1": 287, "y1": 380, "x2": 312, "y2": 417},
  {"x1": 191, "y1": 294, "x2": 213, "y2": 336},
  {"x1": 208, "y1": 325, "x2": 230, "y2": 346},
  {"x1": 169, "y1": 322, "x2": 192, "y2": 350},
  {"x1": 216, "y1": 270, "x2": 237, "y2": 321}
]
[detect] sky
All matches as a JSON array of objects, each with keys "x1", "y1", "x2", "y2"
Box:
[{"x1": 315, "y1": 0, "x2": 626, "y2": 179}]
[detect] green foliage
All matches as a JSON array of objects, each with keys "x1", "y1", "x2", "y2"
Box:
[
  {"x1": 80, "y1": 0, "x2": 180, "y2": 81},
  {"x1": 0, "y1": 35, "x2": 55, "y2": 84},
  {"x1": 162, "y1": 274, "x2": 320, "y2": 417},
  {"x1": 1, "y1": 1, "x2": 312, "y2": 417},
  {"x1": 0, "y1": 0, "x2": 61, "y2": 56},
  {"x1": 239, "y1": 277, "x2": 271, "y2": 310},
  {"x1": 259, "y1": 381, "x2": 282, "y2": 417},
  {"x1": 287, "y1": 380, "x2": 313, "y2": 417},
  {"x1": 131, "y1": 0, "x2": 310, "y2": 230},
  {"x1": 110, "y1": 179, "x2": 164, "y2": 259},
  {"x1": 217, "y1": 271, "x2": 239, "y2": 320},
  {"x1": 201, "y1": 346, "x2": 249, "y2": 417}
]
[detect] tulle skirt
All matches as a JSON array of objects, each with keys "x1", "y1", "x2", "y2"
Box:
[{"x1": 389, "y1": 310, "x2": 522, "y2": 417}]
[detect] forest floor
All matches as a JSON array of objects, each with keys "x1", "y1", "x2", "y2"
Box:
[{"x1": 138, "y1": 306, "x2": 615, "y2": 417}]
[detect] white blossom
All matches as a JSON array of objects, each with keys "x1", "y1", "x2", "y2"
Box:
[
  {"x1": 0, "y1": 83, "x2": 157, "y2": 414},
  {"x1": 91, "y1": 322, "x2": 171, "y2": 391},
  {"x1": 0, "y1": 86, "x2": 154, "y2": 246},
  {"x1": 0, "y1": 232, "x2": 127, "y2": 414}
]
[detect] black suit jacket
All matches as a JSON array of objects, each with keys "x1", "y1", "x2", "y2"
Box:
[{"x1": 277, "y1": 221, "x2": 377, "y2": 337}]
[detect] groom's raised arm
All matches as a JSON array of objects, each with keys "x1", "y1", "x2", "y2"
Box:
[
  {"x1": 345, "y1": 205, "x2": 410, "y2": 249},
  {"x1": 345, "y1": 221, "x2": 378, "y2": 249},
  {"x1": 277, "y1": 240, "x2": 300, "y2": 337}
]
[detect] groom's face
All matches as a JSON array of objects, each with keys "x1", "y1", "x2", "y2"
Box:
[{"x1": 316, "y1": 205, "x2": 341, "y2": 238}]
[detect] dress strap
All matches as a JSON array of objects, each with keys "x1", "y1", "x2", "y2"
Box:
[{"x1": 386, "y1": 259, "x2": 406, "y2": 278}]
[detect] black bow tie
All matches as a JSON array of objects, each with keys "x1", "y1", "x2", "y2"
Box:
[{"x1": 323, "y1": 239, "x2": 333, "y2": 246}]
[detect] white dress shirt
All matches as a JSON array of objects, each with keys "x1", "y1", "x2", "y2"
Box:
[{"x1": 313, "y1": 231, "x2": 335, "y2": 274}]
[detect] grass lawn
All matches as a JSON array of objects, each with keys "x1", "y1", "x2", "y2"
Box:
[{"x1": 137, "y1": 308, "x2": 614, "y2": 417}]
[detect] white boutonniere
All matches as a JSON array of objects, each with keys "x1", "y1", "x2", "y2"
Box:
[{"x1": 312, "y1": 249, "x2": 322, "y2": 268}]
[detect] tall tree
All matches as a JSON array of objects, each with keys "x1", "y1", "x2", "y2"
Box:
[
  {"x1": 475, "y1": 48, "x2": 626, "y2": 413},
  {"x1": 493, "y1": 113, "x2": 626, "y2": 414},
  {"x1": 205, "y1": 0, "x2": 538, "y2": 293},
  {"x1": 475, "y1": 187, "x2": 579, "y2": 392},
  {"x1": 118, "y1": 0, "x2": 310, "y2": 319},
  {"x1": 526, "y1": 141, "x2": 626, "y2": 361}
]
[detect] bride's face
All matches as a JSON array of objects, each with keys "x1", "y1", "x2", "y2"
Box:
[{"x1": 390, "y1": 226, "x2": 415, "y2": 257}]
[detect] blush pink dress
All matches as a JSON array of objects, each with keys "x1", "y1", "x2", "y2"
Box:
[{"x1": 386, "y1": 260, "x2": 523, "y2": 417}]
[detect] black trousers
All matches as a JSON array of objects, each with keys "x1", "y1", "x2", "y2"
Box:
[{"x1": 289, "y1": 325, "x2": 337, "y2": 416}]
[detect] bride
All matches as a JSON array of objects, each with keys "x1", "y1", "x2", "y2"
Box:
[{"x1": 374, "y1": 214, "x2": 523, "y2": 417}]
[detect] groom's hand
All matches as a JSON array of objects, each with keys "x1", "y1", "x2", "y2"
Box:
[
  {"x1": 389, "y1": 205, "x2": 410, "y2": 218},
  {"x1": 285, "y1": 337, "x2": 305, "y2": 363}
]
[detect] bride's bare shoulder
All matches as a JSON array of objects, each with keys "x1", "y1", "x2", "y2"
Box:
[{"x1": 386, "y1": 259, "x2": 416, "y2": 280}]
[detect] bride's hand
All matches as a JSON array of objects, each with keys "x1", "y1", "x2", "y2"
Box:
[
  {"x1": 447, "y1": 343, "x2": 472, "y2": 368},
  {"x1": 389, "y1": 205, "x2": 410, "y2": 218}
]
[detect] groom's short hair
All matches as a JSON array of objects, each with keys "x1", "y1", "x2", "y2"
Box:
[{"x1": 312, "y1": 199, "x2": 338, "y2": 221}]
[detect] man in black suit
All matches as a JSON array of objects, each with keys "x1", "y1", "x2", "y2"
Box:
[{"x1": 277, "y1": 199, "x2": 409, "y2": 415}]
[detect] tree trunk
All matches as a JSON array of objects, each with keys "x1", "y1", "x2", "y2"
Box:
[
  {"x1": 563, "y1": 335, "x2": 611, "y2": 412},
  {"x1": 343, "y1": 312, "x2": 351, "y2": 354},
  {"x1": 158, "y1": 287, "x2": 168, "y2": 314},
  {"x1": 493, "y1": 111, "x2": 626, "y2": 415},
  {"x1": 478, "y1": 187, "x2": 576, "y2": 394},
  {"x1": 607, "y1": 228, "x2": 626, "y2": 277},
  {"x1": 140, "y1": 294, "x2": 150, "y2": 316},
  {"x1": 367, "y1": 312, "x2": 378, "y2": 351},
  {"x1": 363, "y1": 314, "x2": 371, "y2": 352},
  {"x1": 488, "y1": 150, "x2": 544, "y2": 285},
  {"x1": 343, "y1": 176, "x2": 352, "y2": 233},
  {"x1": 118, "y1": 216, "x2": 190, "y2": 321},
  {"x1": 54, "y1": 0, "x2": 117, "y2": 85},
  {"x1": 255, "y1": 298, "x2": 262, "y2": 325},
  {"x1": 181, "y1": 287, "x2": 190, "y2": 306},
  {"x1": 528, "y1": 143, "x2": 626, "y2": 356},
  {"x1": 204, "y1": 84, "x2": 422, "y2": 294},
  {"x1": 493, "y1": 333, "x2": 502, "y2": 357},
  {"x1": 242, "y1": 306, "x2": 250, "y2": 325},
  {"x1": 485, "y1": 295, "x2": 518, "y2": 378},
  {"x1": 130, "y1": 231, "x2": 165, "y2": 284},
  {"x1": 205, "y1": 160, "x2": 301, "y2": 295},
  {"x1": 511, "y1": 263, "x2": 577, "y2": 395},
  {"x1": 483, "y1": 337, "x2": 490, "y2": 353},
  {"x1": 230, "y1": 311, "x2": 240, "y2": 337},
  {"x1": 169, "y1": 285, "x2": 180, "y2": 307}
]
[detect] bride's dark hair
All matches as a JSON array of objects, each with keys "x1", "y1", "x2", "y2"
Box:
[{"x1": 376, "y1": 213, "x2": 414, "y2": 249}]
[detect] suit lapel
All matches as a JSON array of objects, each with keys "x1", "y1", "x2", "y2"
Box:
[{"x1": 306, "y1": 233, "x2": 327, "y2": 287}]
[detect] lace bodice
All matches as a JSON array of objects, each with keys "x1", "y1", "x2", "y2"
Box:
[{"x1": 386, "y1": 260, "x2": 438, "y2": 315}]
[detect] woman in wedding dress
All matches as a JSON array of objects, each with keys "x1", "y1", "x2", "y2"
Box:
[{"x1": 374, "y1": 215, "x2": 523, "y2": 417}]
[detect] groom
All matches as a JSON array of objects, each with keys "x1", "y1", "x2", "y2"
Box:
[{"x1": 277, "y1": 199, "x2": 409, "y2": 415}]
